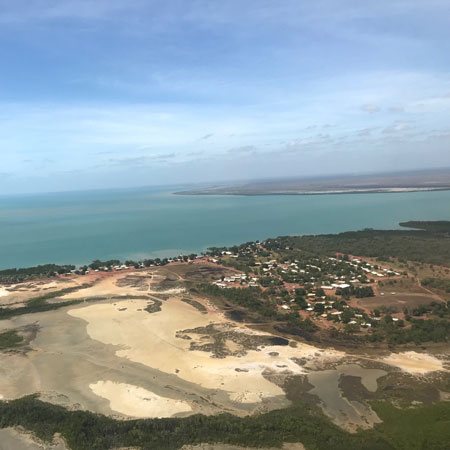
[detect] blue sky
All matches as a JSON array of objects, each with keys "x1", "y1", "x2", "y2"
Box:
[{"x1": 0, "y1": 0, "x2": 449, "y2": 194}]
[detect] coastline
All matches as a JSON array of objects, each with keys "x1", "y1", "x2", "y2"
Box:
[
  {"x1": 2, "y1": 189, "x2": 450, "y2": 271},
  {"x1": 174, "y1": 186, "x2": 450, "y2": 196}
]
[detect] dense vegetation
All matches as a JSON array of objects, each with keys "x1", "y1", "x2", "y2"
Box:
[
  {"x1": 264, "y1": 223, "x2": 450, "y2": 267},
  {"x1": 0, "y1": 264, "x2": 75, "y2": 283},
  {"x1": 1, "y1": 396, "x2": 449, "y2": 450},
  {"x1": 335, "y1": 285, "x2": 374, "y2": 298},
  {"x1": 0, "y1": 329, "x2": 23, "y2": 350},
  {"x1": 399, "y1": 221, "x2": 450, "y2": 234},
  {"x1": 0, "y1": 299, "x2": 84, "y2": 320},
  {"x1": 197, "y1": 284, "x2": 275, "y2": 317},
  {"x1": 369, "y1": 317, "x2": 450, "y2": 345}
]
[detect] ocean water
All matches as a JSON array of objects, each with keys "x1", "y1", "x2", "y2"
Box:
[{"x1": 0, "y1": 187, "x2": 449, "y2": 269}]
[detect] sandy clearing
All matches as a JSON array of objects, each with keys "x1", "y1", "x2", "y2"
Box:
[
  {"x1": 61, "y1": 276, "x2": 139, "y2": 299},
  {"x1": 1, "y1": 301, "x2": 265, "y2": 419},
  {"x1": 0, "y1": 286, "x2": 9, "y2": 297},
  {"x1": 382, "y1": 351, "x2": 445, "y2": 374},
  {"x1": 0, "y1": 353, "x2": 41, "y2": 400},
  {"x1": 59, "y1": 271, "x2": 185, "y2": 299},
  {"x1": 69, "y1": 298, "x2": 342, "y2": 407},
  {"x1": 90, "y1": 381, "x2": 192, "y2": 418}
]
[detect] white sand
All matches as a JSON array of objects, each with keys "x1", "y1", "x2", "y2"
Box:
[
  {"x1": 69, "y1": 298, "x2": 342, "y2": 409},
  {"x1": 0, "y1": 286, "x2": 9, "y2": 297},
  {"x1": 62, "y1": 276, "x2": 139, "y2": 298},
  {"x1": 90, "y1": 381, "x2": 192, "y2": 418},
  {"x1": 383, "y1": 351, "x2": 445, "y2": 374}
]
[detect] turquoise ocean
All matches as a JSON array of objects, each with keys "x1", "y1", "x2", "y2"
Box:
[{"x1": 0, "y1": 187, "x2": 449, "y2": 270}]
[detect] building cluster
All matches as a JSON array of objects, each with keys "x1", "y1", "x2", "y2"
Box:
[{"x1": 206, "y1": 243, "x2": 406, "y2": 332}]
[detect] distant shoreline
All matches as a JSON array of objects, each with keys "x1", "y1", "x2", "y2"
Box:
[
  {"x1": 175, "y1": 168, "x2": 450, "y2": 196},
  {"x1": 175, "y1": 186, "x2": 450, "y2": 196}
]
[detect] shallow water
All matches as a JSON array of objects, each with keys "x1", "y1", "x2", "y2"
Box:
[
  {"x1": 0, "y1": 187, "x2": 449, "y2": 269},
  {"x1": 307, "y1": 364, "x2": 387, "y2": 430}
]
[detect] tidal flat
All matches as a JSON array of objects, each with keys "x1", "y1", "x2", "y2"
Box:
[{"x1": 1, "y1": 267, "x2": 448, "y2": 435}]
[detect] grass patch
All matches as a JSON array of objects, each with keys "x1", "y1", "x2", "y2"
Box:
[
  {"x1": 0, "y1": 299, "x2": 85, "y2": 320},
  {"x1": 181, "y1": 297, "x2": 207, "y2": 313},
  {"x1": 0, "y1": 284, "x2": 95, "y2": 320},
  {"x1": 27, "y1": 284, "x2": 92, "y2": 307},
  {"x1": 0, "y1": 330, "x2": 23, "y2": 351},
  {"x1": 371, "y1": 401, "x2": 450, "y2": 450},
  {"x1": 144, "y1": 299, "x2": 162, "y2": 314}
]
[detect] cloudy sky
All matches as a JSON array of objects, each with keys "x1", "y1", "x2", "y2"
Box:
[{"x1": 1, "y1": 0, "x2": 449, "y2": 194}]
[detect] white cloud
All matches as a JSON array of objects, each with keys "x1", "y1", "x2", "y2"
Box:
[{"x1": 361, "y1": 104, "x2": 380, "y2": 113}]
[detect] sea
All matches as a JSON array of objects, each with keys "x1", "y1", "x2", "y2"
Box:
[{"x1": 0, "y1": 186, "x2": 449, "y2": 270}]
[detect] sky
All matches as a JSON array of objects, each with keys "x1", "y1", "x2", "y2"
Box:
[{"x1": 0, "y1": 0, "x2": 449, "y2": 194}]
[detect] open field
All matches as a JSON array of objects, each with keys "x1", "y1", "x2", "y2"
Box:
[{"x1": 356, "y1": 293, "x2": 442, "y2": 311}]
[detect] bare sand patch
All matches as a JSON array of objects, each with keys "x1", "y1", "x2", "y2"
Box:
[
  {"x1": 0, "y1": 286, "x2": 9, "y2": 297},
  {"x1": 90, "y1": 381, "x2": 192, "y2": 418},
  {"x1": 60, "y1": 271, "x2": 184, "y2": 299},
  {"x1": 228, "y1": 391, "x2": 265, "y2": 403},
  {"x1": 69, "y1": 298, "x2": 342, "y2": 407},
  {"x1": 0, "y1": 353, "x2": 40, "y2": 400},
  {"x1": 61, "y1": 276, "x2": 137, "y2": 299},
  {"x1": 382, "y1": 351, "x2": 445, "y2": 374}
]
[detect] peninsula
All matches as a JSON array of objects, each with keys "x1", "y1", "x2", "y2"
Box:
[{"x1": 175, "y1": 169, "x2": 450, "y2": 196}]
